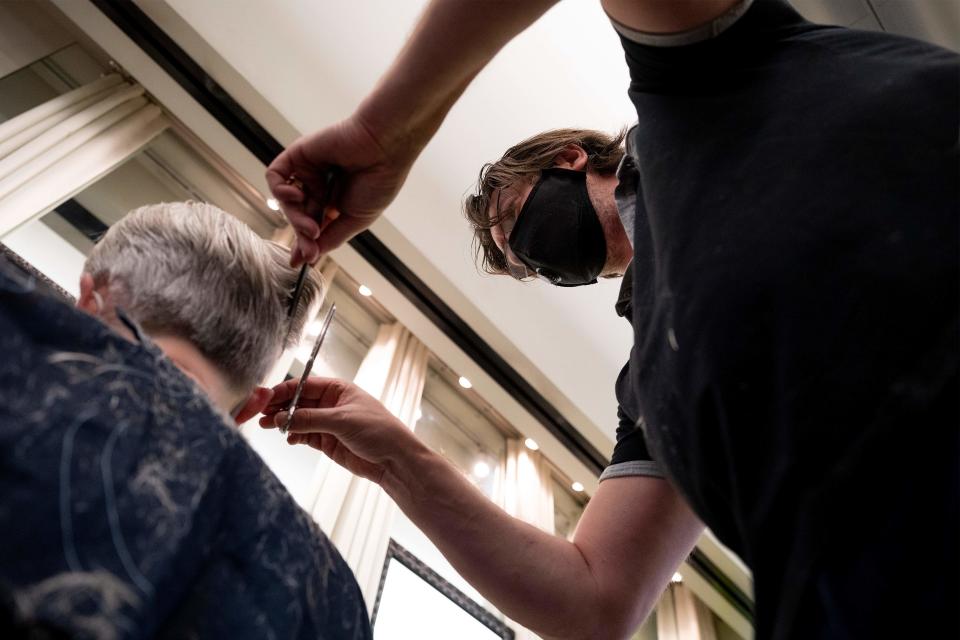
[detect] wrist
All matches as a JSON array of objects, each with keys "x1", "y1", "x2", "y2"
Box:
[
  {"x1": 380, "y1": 434, "x2": 457, "y2": 517},
  {"x1": 353, "y1": 94, "x2": 431, "y2": 169}
]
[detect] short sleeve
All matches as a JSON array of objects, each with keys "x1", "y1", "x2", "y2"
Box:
[
  {"x1": 608, "y1": 0, "x2": 755, "y2": 49},
  {"x1": 612, "y1": 0, "x2": 810, "y2": 94},
  {"x1": 601, "y1": 362, "x2": 664, "y2": 482}
]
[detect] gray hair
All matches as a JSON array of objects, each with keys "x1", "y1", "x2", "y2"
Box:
[{"x1": 84, "y1": 201, "x2": 323, "y2": 392}]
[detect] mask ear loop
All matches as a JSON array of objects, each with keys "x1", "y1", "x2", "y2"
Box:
[
  {"x1": 489, "y1": 189, "x2": 517, "y2": 271},
  {"x1": 499, "y1": 178, "x2": 569, "y2": 284},
  {"x1": 493, "y1": 186, "x2": 538, "y2": 281}
]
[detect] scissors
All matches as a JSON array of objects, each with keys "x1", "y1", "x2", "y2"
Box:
[
  {"x1": 281, "y1": 303, "x2": 336, "y2": 434},
  {"x1": 286, "y1": 166, "x2": 340, "y2": 320}
]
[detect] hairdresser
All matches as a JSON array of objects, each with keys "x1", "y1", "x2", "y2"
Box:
[{"x1": 266, "y1": 1, "x2": 958, "y2": 638}]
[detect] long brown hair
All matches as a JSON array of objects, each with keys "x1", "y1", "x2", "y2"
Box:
[{"x1": 463, "y1": 128, "x2": 626, "y2": 276}]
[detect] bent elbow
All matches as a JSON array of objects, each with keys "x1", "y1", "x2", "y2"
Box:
[
  {"x1": 586, "y1": 589, "x2": 659, "y2": 640},
  {"x1": 539, "y1": 596, "x2": 656, "y2": 640}
]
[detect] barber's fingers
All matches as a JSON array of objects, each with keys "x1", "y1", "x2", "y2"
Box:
[
  {"x1": 260, "y1": 408, "x2": 345, "y2": 434},
  {"x1": 233, "y1": 386, "x2": 274, "y2": 425},
  {"x1": 261, "y1": 376, "x2": 349, "y2": 414},
  {"x1": 285, "y1": 428, "x2": 385, "y2": 482},
  {"x1": 265, "y1": 375, "x2": 341, "y2": 402},
  {"x1": 313, "y1": 212, "x2": 367, "y2": 256},
  {"x1": 287, "y1": 432, "x2": 339, "y2": 460},
  {"x1": 287, "y1": 432, "x2": 323, "y2": 450},
  {"x1": 265, "y1": 166, "x2": 319, "y2": 239},
  {"x1": 289, "y1": 205, "x2": 343, "y2": 266},
  {"x1": 266, "y1": 178, "x2": 307, "y2": 205},
  {"x1": 290, "y1": 243, "x2": 304, "y2": 268},
  {"x1": 297, "y1": 234, "x2": 320, "y2": 266}
]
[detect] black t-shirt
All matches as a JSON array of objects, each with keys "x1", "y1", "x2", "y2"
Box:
[{"x1": 609, "y1": 0, "x2": 957, "y2": 634}]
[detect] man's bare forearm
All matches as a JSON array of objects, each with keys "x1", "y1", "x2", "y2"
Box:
[
  {"x1": 381, "y1": 440, "x2": 607, "y2": 639},
  {"x1": 355, "y1": 0, "x2": 558, "y2": 163}
]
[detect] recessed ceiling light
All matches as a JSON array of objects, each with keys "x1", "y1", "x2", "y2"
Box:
[
  {"x1": 358, "y1": 284, "x2": 372, "y2": 297},
  {"x1": 266, "y1": 197, "x2": 280, "y2": 211},
  {"x1": 472, "y1": 461, "x2": 491, "y2": 479},
  {"x1": 571, "y1": 481, "x2": 584, "y2": 492},
  {"x1": 458, "y1": 376, "x2": 472, "y2": 389},
  {"x1": 524, "y1": 438, "x2": 540, "y2": 451},
  {"x1": 414, "y1": 407, "x2": 423, "y2": 422},
  {"x1": 672, "y1": 572, "x2": 683, "y2": 583}
]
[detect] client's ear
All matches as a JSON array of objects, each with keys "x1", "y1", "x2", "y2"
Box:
[
  {"x1": 233, "y1": 386, "x2": 274, "y2": 426},
  {"x1": 76, "y1": 273, "x2": 99, "y2": 314}
]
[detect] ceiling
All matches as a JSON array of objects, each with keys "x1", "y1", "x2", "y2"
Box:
[{"x1": 128, "y1": 0, "x2": 957, "y2": 455}]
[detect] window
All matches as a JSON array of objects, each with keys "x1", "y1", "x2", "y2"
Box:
[
  {"x1": 374, "y1": 541, "x2": 513, "y2": 640},
  {"x1": 243, "y1": 267, "x2": 387, "y2": 509},
  {"x1": 415, "y1": 362, "x2": 507, "y2": 499},
  {"x1": 389, "y1": 358, "x2": 511, "y2": 621},
  {"x1": 299, "y1": 272, "x2": 385, "y2": 381},
  {"x1": 388, "y1": 510, "x2": 497, "y2": 615},
  {"x1": 552, "y1": 476, "x2": 587, "y2": 540},
  {"x1": 0, "y1": 42, "x2": 105, "y2": 123}
]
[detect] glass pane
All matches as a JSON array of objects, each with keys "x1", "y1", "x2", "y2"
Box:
[
  {"x1": 632, "y1": 611, "x2": 658, "y2": 640},
  {"x1": 552, "y1": 478, "x2": 586, "y2": 540},
  {"x1": 246, "y1": 281, "x2": 377, "y2": 508},
  {"x1": 0, "y1": 43, "x2": 104, "y2": 123},
  {"x1": 324, "y1": 274, "x2": 383, "y2": 349},
  {"x1": 292, "y1": 313, "x2": 367, "y2": 383},
  {"x1": 390, "y1": 510, "x2": 499, "y2": 617},
  {"x1": 390, "y1": 364, "x2": 510, "y2": 622},
  {"x1": 0, "y1": 61, "x2": 59, "y2": 122},
  {"x1": 0, "y1": 214, "x2": 88, "y2": 297},
  {"x1": 414, "y1": 366, "x2": 505, "y2": 499},
  {"x1": 375, "y1": 559, "x2": 503, "y2": 640}
]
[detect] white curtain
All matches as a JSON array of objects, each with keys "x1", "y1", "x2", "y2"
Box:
[
  {"x1": 306, "y1": 322, "x2": 429, "y2": 613},
  {"x1": 658, "y1": 583, "x2": 719, "y2": 640},
  {"x1": 500, "y1": 438, "x2": 556, "y2": 640},
  {"x1": 501, "y1": 438, "x2": 555, "y2": 534},
  {"x1": 0, "y1": 73, "x2": 169, "y2": 237}
]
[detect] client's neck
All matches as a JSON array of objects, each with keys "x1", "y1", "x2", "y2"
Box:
[{"x1": 149, "y1": 333, "x2": 240, "y2": 414}]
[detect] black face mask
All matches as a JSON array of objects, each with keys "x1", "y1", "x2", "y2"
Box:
[{"x1": 507, "y1": 168, "x2": 607, "y2": 287}]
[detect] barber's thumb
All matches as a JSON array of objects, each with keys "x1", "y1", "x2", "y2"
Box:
[{"x1": 315, "y1": 219, "x2": 357, "y2": 254}]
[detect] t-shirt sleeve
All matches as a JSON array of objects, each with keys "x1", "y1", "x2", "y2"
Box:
[
  {"x1": 601, "y1": 362, "x2": 664, "y2": 482},
  {"x1": 612, "y1": 0, "x2": 807, "y2": 93},
  {"x1": 608, "y1": 0, "x2": 755, "y2": 49}
]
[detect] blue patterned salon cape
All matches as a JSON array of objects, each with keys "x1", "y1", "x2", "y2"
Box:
[{"x1": 0, "y1": 258, "x2": 372, "y2": 640}]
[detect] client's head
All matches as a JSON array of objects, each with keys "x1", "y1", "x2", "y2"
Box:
[{"x1": 77, "y1": 201, "x2": 323, "y2": 419}]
